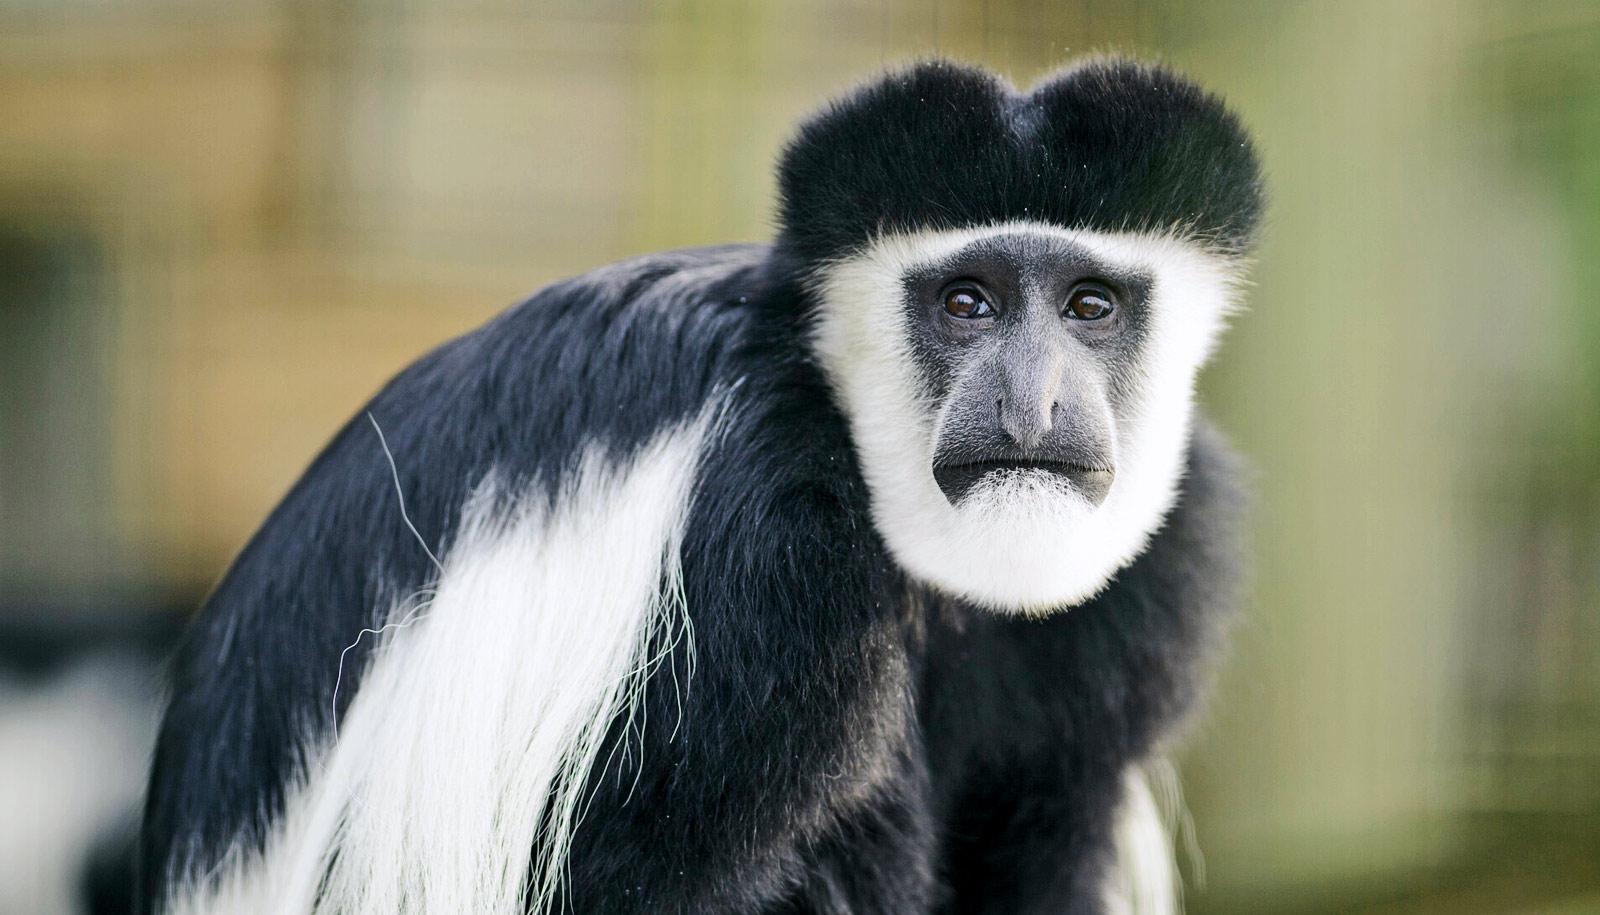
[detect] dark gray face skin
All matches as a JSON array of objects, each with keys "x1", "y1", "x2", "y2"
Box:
[{"x1": 900, "y1": 233, "x2": 1153, "y2": 506}]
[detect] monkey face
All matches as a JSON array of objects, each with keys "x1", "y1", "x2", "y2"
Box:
[
  {"x1": 904, "y1": 231, "x2": 1146, "y2": 509},
  {"x1": 811, "y1": 221, "x2": 1246, "y2": 614}
]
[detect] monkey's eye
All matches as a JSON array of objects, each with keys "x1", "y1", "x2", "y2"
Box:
[
  {"x1": 1065, "y1": 283, "x2": 1116, "y2": 321},
  {"x1": 942, "y1": 285, "x2": 994, "y2": 320}
]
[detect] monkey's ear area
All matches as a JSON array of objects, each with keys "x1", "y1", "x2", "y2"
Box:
[
  {"x1": 1027, "y1": 58, "x2": 1266, "y2": 254},
  {"x1": 773, "y1": 60, "x2": 1018, "y2": 269}
]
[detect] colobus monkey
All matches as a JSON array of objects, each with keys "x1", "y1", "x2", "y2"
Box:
[{"x1": 142, "y1": 58, "x2": 1263, "y2": 914}]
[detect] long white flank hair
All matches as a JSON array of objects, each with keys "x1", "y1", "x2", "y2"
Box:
[{"x1": 167, "y1": 404, "x2": 720, "y2": 914}]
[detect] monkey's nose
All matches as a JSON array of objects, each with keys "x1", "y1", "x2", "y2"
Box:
[{"x1": 996, "y1": 395, "x2": 1054, "y2": 451}]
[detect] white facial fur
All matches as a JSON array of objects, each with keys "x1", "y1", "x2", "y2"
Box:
[{"x1": 810, "y1": 220, "x2": 1247, "y2": 614}]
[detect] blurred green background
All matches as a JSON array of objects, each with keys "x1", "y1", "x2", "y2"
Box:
[{"x1": 2, "y1": 1, "x2": 1598, "y2": 912}]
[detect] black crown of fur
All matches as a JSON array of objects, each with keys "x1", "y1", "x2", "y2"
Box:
[{"x1": 776, "y1": 58, "x2": 1264, "y2": 265}]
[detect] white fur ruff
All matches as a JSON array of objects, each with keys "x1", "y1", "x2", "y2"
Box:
[
  {"x1": 166, "y1": 409, "x2": 717, "y2": 914},
  {"x1": 809, "y1": 221, "x2": 1246, "y2": 613}
]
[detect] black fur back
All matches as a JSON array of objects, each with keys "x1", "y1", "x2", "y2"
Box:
[{"x1": 140, "y1": 245, "x2": 776, "y2": 900}]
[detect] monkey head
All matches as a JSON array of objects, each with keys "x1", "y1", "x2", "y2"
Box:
[{"x1": 778, "y1": 59, "x2": 1263, "y2": 614}]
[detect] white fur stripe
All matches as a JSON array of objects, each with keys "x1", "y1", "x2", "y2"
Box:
[
  {"x1": 166, "y1": 407, "x2": 719, "y2": 914},
  {"x1": 1104, "y1": 761, "x2": 1187, "y2": 915}
]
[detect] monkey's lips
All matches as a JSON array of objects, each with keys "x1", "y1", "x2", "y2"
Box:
[{"x1": 932, "y1": 458, "x2": 1115, "y2": 507}]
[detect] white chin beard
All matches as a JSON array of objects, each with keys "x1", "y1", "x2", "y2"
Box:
[
  {"x1": 956, "y1": 466, "x2": 1084, "y2": 507},
  {"x1": 896, "y1": 468, "x2": 1135, "y2": 614}
]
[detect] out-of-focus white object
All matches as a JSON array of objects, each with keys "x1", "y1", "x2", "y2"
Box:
[{"x1": 0, "y1": 656, "x2": 158, "y2": 915}]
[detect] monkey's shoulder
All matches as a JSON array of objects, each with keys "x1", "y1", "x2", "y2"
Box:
[
  {"x1": 397, "y1": 242, "x2": 779, "y2": 457},
  {"x1": 453, "y1": 242, "x2": 871, "y2": 537}
]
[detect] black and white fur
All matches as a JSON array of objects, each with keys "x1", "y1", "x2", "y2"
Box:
[{"x1": 142, "y1": 58, "x2": 1263, "y2": 914}]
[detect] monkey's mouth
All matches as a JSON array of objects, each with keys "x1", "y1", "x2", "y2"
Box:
[{"x1": 932, "y1": 458, "x2": 1114, "y2": 507}]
